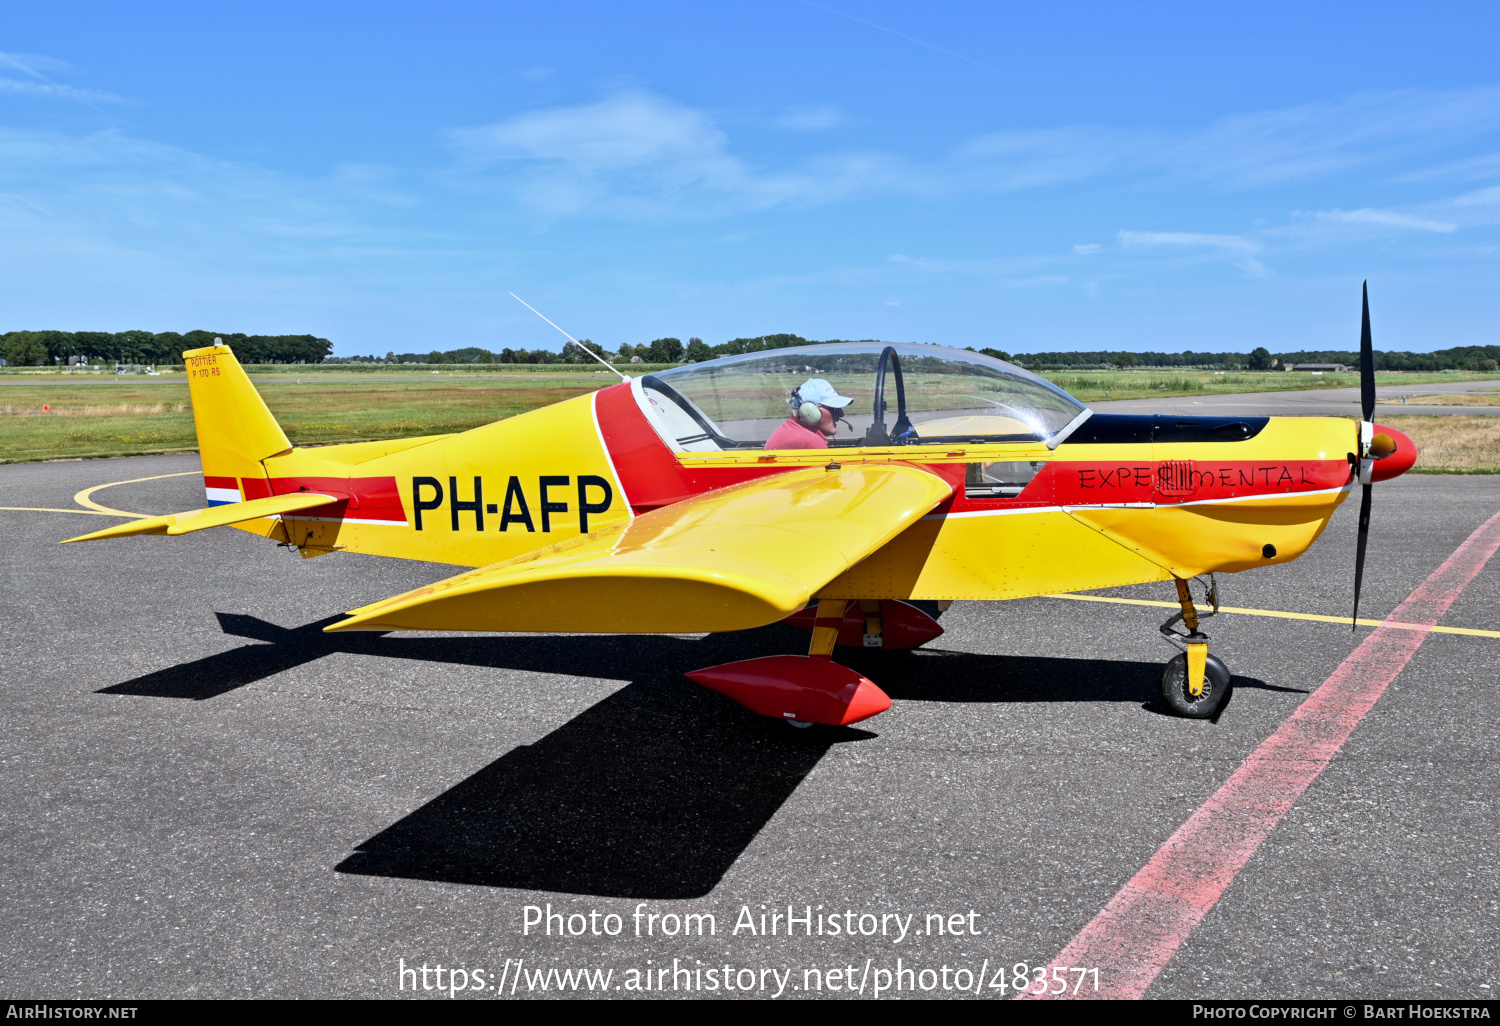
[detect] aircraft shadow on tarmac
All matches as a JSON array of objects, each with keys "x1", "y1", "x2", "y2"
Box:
[
  {"x1": 96, "y1": 612, "x2": 1301, "y2": 899},
  {"x1": 337, "y1": 680, "x2": 869, "y2": 900},
  {"x1": 843, "y1": 646, "x2": 1304, "y2": 712}
]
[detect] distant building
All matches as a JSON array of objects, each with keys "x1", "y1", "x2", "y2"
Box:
[{"x1": 1289, "y1": 363, "x2": 1350, "y2": 372}]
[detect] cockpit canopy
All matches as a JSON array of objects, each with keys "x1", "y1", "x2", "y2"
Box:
[{"x1": 640, "y1": 342, "x2": 1087, "y2": 450}]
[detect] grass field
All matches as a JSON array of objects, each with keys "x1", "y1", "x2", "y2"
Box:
[
  {"x1": 1395, "y1": 392, "x2": 1500, "y2": 406},
  {"x1": 6, "y1": 362, "x2": 1496, "y2": 392},
  {"x1": 1382, "y1": 416, "x2": 1500, "y2": 474},
  {"x1": 3, "y1": 370, "x2": 1497, "y2": 472},
  {"x1": 0, "y1": 378, "x2": 598, "y2": 463},
  {"x1": 1038, "y1": 369, "x2": 1494, "y2": 401}
]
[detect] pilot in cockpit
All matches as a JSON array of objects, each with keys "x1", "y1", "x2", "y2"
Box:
[{"x1": 764, "y1": 378, "x2": 855, "y2": 449}]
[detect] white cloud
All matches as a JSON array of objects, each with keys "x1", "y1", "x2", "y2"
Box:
[
  {"x1": 1314, "y1": 207, "x2": 1456, "y2": 233},
  {"x1": 0, "y1": 52, "x2": 72, "y2": 75},
  {"x1": 0, "y1": 51, "x2": 124, "y2": 111},
  {"x1": 0, "y1": 126, "x2": 427, "y2": 265},
  {"x1": 1117, "y1": 230, "x2": 1259, "y2": 253},
  {"x1": 446, "y1": 91, "x2": 923, "y2": 218},
  {"x1": 446, "y1": 91, "x2": 1133, "y2": 218},
  {"x1": 454, "y1": 91, "x2": 728, "y2": 168},
  {"x1": 771, "y1": 105, "x2": 842, "y2": 132},
  {"x1": 0, "y1": 78, "x2": 124, "y2": 104},
  {"x1": 2, "y1": 76, "x2": 1493, "y2": 314},
  {"x1": 885, "y1": 252, "x2": 1057, "y2": 276},
  {"x1": 953, "y1": 87, "x2": 1500, "y2": 194},
  {"x1": 952, "y1": 126, "x2": 1140, "y2": 190},
  {"x1": 440, "y1": 84, "x2": 1500, "y2": 223},
  {"x1": 1390, "y1": 150, "x2": 1500, "y2": 184},
  {"x1": 448, "y1": 90, "x2": 763, "y2": 218},
  {"x1": 1454, "y1": 185, "x2": 1500, "y2": 207},
  {"x1": 1008, "y1": 275, "x2": 1071, "y2": 288},
  {"x1": 1117, "y1": 230, "x2": 1265, "y2": 275},
  {"x1": 1167, "y1": 87, "x2": 1500, "y2": 189},
  {"x1": 326, "y1": 163, "x2": 422, "y2": 208}
]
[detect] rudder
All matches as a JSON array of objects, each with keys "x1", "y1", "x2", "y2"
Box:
[{"x1": 183, "y1": 344, "x2": 291, "y2": 485}]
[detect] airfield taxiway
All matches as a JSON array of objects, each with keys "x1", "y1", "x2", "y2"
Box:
[
  {"x1": 1, "y1": 455, "x2": 1496, "y2": 999},
  {"x1": 1091, "y1": 377, "x2": 1500, "y2": 417}
]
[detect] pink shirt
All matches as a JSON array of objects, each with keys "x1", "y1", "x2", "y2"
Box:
[{"x1": 764, "y1": 418, "x2": 828, "y2": 450}]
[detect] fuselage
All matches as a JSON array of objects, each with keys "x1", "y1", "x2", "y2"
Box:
[{"x1": 214, "y1": 360, "x2": 1403, "y2": 604}]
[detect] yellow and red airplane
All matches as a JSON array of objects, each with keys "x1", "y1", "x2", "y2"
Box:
[{"x1": 66, "y1": 288, "x2": 1414, "y2": 725}]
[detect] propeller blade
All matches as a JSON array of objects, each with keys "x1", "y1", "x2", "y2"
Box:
[
  {"x1": 1360, "y1": 280, "x2": 1375, "y2": 422},
  {"x1": 1351, "y1": 482, "x2": 1372, "y2": 629}
]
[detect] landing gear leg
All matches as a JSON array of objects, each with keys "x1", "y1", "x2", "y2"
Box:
[
  {"x1": 1159, "y1": 576, "x2": 1232, "y2": 718},
  {"x1": 859, "y1": 599, "x2": 882, "y2": 648},
  {"x1": 809, "y1": 599, "x2": 849, "y2": 658},
  {"x1": 787, "y1": 599, "x2": 852, "y2": 726}
]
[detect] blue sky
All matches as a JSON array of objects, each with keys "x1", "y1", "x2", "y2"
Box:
[{"x1": 3, "y1": 2, "x2": 1498, "y2": 356}]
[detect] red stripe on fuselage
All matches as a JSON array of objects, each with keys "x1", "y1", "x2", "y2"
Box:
[
  {"x1": 593, "y1": 383, "x2": 695, "y2": 513},
  {"x1": 670, "y1": 458, "x2": 1341, "y2": 515},
  {"x1": 246, "y1": 475, "x2": 407, "y2": 522},
  {"x1": 203, "y1": 475, "x2": 237, "y2": 491},
  {"x1": 678, "y1": 464, "x2": 798, "y2": 492},
  {"x1": 1027, "y1": 459, "x2": 1349, "y2": 507}
]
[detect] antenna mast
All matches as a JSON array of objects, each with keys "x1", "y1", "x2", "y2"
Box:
[{"x1": 509, "y1": 293, "x2": 628, "y2": 381}]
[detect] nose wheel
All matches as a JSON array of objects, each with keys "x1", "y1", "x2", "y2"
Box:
[
  {"x1": 1161, "y1": 650, "x2": 1232, "y2": 718},
  {"x1": 1159, "y1": 576, "x2": 1234, "y2": 718}
]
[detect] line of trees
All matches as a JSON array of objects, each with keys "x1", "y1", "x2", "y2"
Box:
[
  {"x1": 0, "y1": 330, "x2": 333, "y2": 367},
  {"x1": 8, "y1": 326, "x2": 1495, "y2": 373},
  {"x1": 976, "y1": 345, "x2": 1500, "y2": 372},
  {"x1": 336, "y1": 340, "x2": 623, "y2": 366},
  {"x1": 1264, "y1": 347, "x2": 1500, "y2": 372},
  {"x1": 337, "y1": 333, "x2": 892, "y2": 367}
]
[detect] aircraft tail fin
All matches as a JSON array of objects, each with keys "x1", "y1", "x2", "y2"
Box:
[{"x1": 182, "y1": 343, "x2": 292, "y2": 480}]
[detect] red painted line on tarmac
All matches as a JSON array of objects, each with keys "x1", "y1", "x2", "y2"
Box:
[{"x1": 1023, "y1": 507, "x2": 1500, "y2": 1001}]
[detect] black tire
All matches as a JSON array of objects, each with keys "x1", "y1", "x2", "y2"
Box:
[{"x1": 1160, "y1": 651, "x2": 1232, "y2": 718}]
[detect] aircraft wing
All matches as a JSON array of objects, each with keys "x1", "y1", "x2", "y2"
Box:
[
  {"x1": 325, "y1": 465, "x2": 953, "y2": 634},
  {"x1": 61, "y1": 490, "x2": 346, "y2": 543}
]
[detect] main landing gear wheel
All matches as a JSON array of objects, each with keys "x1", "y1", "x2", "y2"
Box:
[{"x1": 1160, "y1": 652, "x2": 1232, "y2": 718}]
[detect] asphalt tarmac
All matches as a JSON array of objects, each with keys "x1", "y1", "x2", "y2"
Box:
[{"x1": 2, "y1": 454, "x2": 1496, "y2": 1000}]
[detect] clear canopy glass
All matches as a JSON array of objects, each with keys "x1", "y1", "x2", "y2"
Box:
[{"x1": 640, "y1": 343, "x2": 1087, "y2": 450}]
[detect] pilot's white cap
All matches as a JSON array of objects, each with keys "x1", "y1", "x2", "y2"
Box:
[{"x1": 798, "y1": 378, "x2": 853, "y2": 408}]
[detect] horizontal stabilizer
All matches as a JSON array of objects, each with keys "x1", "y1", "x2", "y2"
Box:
[
  {"x1": 62, "y1": 491, "x2": 345, "y2": 544},
  {"x1": 326, "y1": 465, "x2": 952, "y2": 635}
]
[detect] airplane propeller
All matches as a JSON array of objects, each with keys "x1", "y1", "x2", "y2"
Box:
[{"x1": 1350, "y1": 280, "x2": 1398, "y2": 630}]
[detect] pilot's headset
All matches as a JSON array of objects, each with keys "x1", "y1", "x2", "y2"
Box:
[{"x1": 790, "y1": 388, "x2": 822, "y2": 427}]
